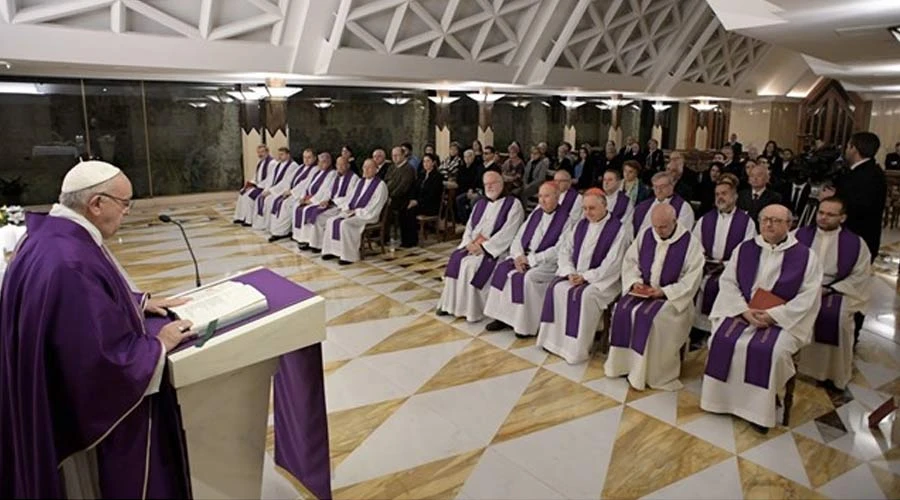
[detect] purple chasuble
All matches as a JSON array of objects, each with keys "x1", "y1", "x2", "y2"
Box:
[
  {"x1": 610, "y1": 192, "x2": 630, "y2": 221},
  {"x1": 704, "y1": 240, "x2": 810, "y2": 388},
  {"x1": 444, "y1": 196, "x2": 517, "y2": 289},
  {"x1": 540, "y1": 217, "x2": 623, "y2": 338},
  {"x1": 0, "y1": 214, "x2": 190, "y2": 498},
  {"x1": 609, "y1": 229, "x2": 690, "y2": 354},
  {"x1": 330, "y1": 177, "x2": 382, "y2": 240},
  {"x1": 490, "y1": 207, "x2": 569, "y2": 303},
  {"x1": 559, "y1": 188, "x2": 578, "y2": 215},
  {"x1": 273, "y1": 164, "x2": 314, "y2": 218},
  {"x1": 795, "y1": 226, "x2": 861, "y2": 346},
  {"x1": 295, "y1": 170, "x2": 333, "y2": 228},
  {"x1": 699, "y1": 209, "x2": 752, "y2": 314},
  {"x1": 272, "y1": 161, "x2": 291, "y2": 185},
  {"x1": 631, "y1": 195, "x2": 686, "y2": 237}
]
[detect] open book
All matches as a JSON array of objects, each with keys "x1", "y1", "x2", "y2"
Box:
[{"x1": 168, "y1": 281, "x2": 269, "y2": 344}]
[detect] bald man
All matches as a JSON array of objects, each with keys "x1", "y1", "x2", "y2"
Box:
[
  {"x1": 702, "y1": 204, "x2": 823, "y2": 432},
  {"x1": 537, "y1": 189, "x2": 628, "y2": 364},
  {"x1": 288, "y1": 152, "x2": 337, "y2": 242},
  {"x1": 553, "y1": 169, "x2": 583, "y2": 222},
  {"x1": 631, "y1": 172, "x2": 695, "y2": 238},
  {"x1": 484, "y1": 181, "x2": 572, "y2": 337},
  {"x1": 606, "y1": 203, "x2": 704, "y2": 391},
  {"x1": 293, "y1": 155, "x2": 359, "y2": 249},
  {"x1": 320, "y1": 159, "x2": 389, "y2": 264},
  {"x1": 737, "y1": 164, "x2": 782, "y2": 228},
  {"x1": 438, "y1": 171, "x2": 525, "y2": 322}
]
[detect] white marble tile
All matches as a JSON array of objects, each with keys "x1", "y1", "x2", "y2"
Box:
[
  {"x1": 360, "y1": 339, "x2": 471, "y2": 394},
  {"x1": 509, "y1": 345, "x2": 548, "y2": 366},
  {"x1": 817, "y1": 464, "x2": 886, "y2": 500},
  {"x1": 543, "y1": 359, "x2": 589, "y2": 382},
  {"x1": 326, "y1": 315, "x2": 420, "y2": 359},
  {"x1": 456, "y1": 448, "x2": 565, "y2": 500},
  {"x1": 451, "y1": 318, "x2": 490, "y2": 337},
  {"x1": 388, "y1": 289, "x2": 431, "y2": 304},
  {"x1": 855, "y1": 360, "x2": 900, "y2": 389},
  {"x1": 870, "y1": 459, "x2": 900, "y2": 476},
  {"x1": 365, "y1": 280, "x2": 410, "y2": 294},
  {"x1": 324, "y1": 358, "x2": 408, "y2": 413},
  {"x1": 325, "y1": 296, "x2": 374, "y2": 322},
  {"x1": 477, "y1": 332, "x2": 516, "y2": 350},
  {"x1": 408, "y1": 299, "x2": 439, "y2": 313},
  {"x1": 491, "y1": 406, "x2": 623, "y2": 499},
  {"x1": 628, "y1": 391, "x2": 678, "y2": 425},
  {"x1": 261, "y1": 453, "x2": 302, "y2": 499},
  {"x1": 740, "y1": 432, "x2": 810, "y2": 487},
  {"x1": 828, "y1": 401, "x2": 895, "y2": 461},
  {"x1": 583, "y1": 377, "x2": 631, "y2": 403},
  {"x1": 678, "y1": 413, "x2": 737, "y2": 454},
  {"x1": 321, "y1": 340, "x2": 353, "y2": 364},
  {"x1": 791, "y1": 420, "x2": 826, "y2": 444},
  {"x1": 683, "y1": 377, "x2": 703, "y2": 396},
  {"x1": 641, "y1": 457, "x2": 743, "y2": 500}
]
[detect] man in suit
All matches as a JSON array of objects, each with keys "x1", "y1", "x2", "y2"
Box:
[
  {"x1": 726, "y1": 133, "x2": 743, "y2": 158},
  {"x1": 820, "y1": 131, "x2": 887, "y2": 344},
  {"x1": 738, "y1": 164, "x2": 782, "y2": 228},
  {"x1": 666, "y1": 151, "x2": 694, "y2": 203},
  {"x1": 644, "y1": 138, "x2": 665, "y2": 174},
  {"x1": 779, "y1": 166, "x2": 812, "y2": 223},
  {"x1": 372, "y1": 148, "x2": 390, "y2": 179},
  {"x1": 885, "y1": 142, "x2": 900, "y2": 171}
]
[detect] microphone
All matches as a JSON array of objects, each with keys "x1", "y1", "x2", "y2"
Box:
[{"x1": 159, "y1": 214, "x2": 201, "y2": 288}]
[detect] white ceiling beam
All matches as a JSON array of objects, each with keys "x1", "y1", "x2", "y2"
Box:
[
  {"x1": 13, "y1": 0, "x2": 114, "y2": 24},
  {"x1": 314, "y1": 0, "x2": 353, "y2": 73},
  {"x1": 198, "y1": 0, "x2": 213, "y2": 39},
  {"x1": 441, "y1": 0, "x2": 460, "y2": 31},
  {"x1": 269, "y1": 0, "x2": 290, "y2": 45},
  {"x1": 345, "y1": 21, "x2": 387, "y2": 53},
  {"x1": 208, "y1": 13, "x2": 280, "y2": 41},
  {"x1": 478, "y1": 40, "x2": 516, "y2": 62},
  {"x1": 393, "y1": 31, "x2": 441, "y2": 54},
  {"x1": 502, "y1": 3, "x2": 538, "y2": 65},
  {"x1": 730, "y1": 43, "x2": 773, "y2": 96},
  {"x1": 470, "y1": 20, "x2": 493, "y2": 60},
  {"x1": 111, "y1": 0, "x2": 125, "y2": 33},
  {"x1": 0, "y1": 0, "x2": 15, "y2": 23},
  {"x1": 122, "y1": 0, "x2": 200, "y2": 39},
  {"x1": 644, "y1": 0, "x2": 710, "y2": 92},
  {"x1": 383, "y1": 1, "x2": 407, "y2": 52},
  {"x1": 654, "y1": 17, "x2": 720, "y2": 95},
  {"x1": 513, "y1": 0, "x2": 592, "y2": 85},
  {"x1": 447, "y1": 12, "x2": 492, "y2": 34},
  {"x1": 346, "y1": 0, "x2": 405, "y2": 22},
  {"x1": 246, "y1": 0, "x2": 283, "y2": 17},
  {"x1": 444, "y1": 34, "x2": 472, "y2": 60}
]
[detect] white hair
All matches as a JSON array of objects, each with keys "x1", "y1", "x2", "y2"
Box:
[{"x1": 59, "y1": 177, "x2": 117, "y2": 212}]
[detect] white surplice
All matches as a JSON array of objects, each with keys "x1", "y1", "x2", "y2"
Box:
[
  {"x1": 560, "y1": 190, "x2": 584, "y2": 223},
  {"x1": 634, "y1": 197, "x2": 695, "y2": 237},
  {"x1": 291, "y1": 172, "x2": 359, "y2": 249},
  {"x1": 437, "y1": 197, "x2": 525, "y2": 322},
  {"x1": 251, "y1": 160, "x2": 299, "y2": 231},
  {"x1": 700, "y1": 234, "x2": 823, "y2": 428},
  {"x1": 605, "y1": 224, "x2": 704, "y2": 390},
  {"x1": 483, "y1": 207, "x2": 570, "y2": 336},
  {"x1": 233, "y1": 156, "x2": 274, "y2": 223},
  {"x1": 797, "y1": 227, "x2": 870, "y2": 389},
  {"x1": 536, "y1": 214, "x2": 627, "y2": 364},
  {"x1": 320, "y1": 178, "x2": 389, "y2": 262},
  {"x1": 290, "y1": 167, "x2": 338, "y2": 242},
  {"x1": 267, "y1": 163, "x2": 315, "y2": 237},
  {"x1": 691, "y1": 210, "x2": 757, "y2": 331}
]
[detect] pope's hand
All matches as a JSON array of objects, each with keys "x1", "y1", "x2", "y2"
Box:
[
  {"x1": 158, "y1": 320, "x2": 195, "y2": 352},
  {"x1": 145, "y1": 296, "x2": 190, "y2": 316}
]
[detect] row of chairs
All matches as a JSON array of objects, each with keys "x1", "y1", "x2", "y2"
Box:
[{"x1": 359, "y1": 186, "x2": 460, "y2": 259}]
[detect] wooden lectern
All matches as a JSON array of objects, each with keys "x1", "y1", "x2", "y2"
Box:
[{"x1": 164, "y1": 268, "x2": 326, "y2": 499}]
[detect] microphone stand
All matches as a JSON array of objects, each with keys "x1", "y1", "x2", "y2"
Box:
[{"x1": 159, "y1": 214, "x2": 201, "y2": 288}]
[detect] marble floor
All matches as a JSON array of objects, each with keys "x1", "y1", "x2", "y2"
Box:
[{"x1": 108, "y1": 198, "x2": 900, "y2": 500}]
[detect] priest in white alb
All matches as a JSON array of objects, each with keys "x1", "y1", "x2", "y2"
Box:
[
  {"x1": 266, "y1": 148, "x2": 317, "y2": 241},
  {"x1": 537, "y1": 189, "x2": 627, "y2": 364},
  {"x1": 321, "y1": 159, "x2": 388, "y2": 265},
  {"x1": 294, "y1": 156, "x2": 358, "y2": 251},
  {"x1": 290, "y1": 152, "x2": 337, "y2": 243},
  {"x1": 251, "y1": 147, "x2": 298, "y2": 232},
  {"x1": 796, "y1": 197, "x2": 870, "y2": 390},
  {"x1": 233, "y1": 144, "x2": 274, "y2": 225},
  {"x1": 553, "y1": 169, "x2": 583, "y2": 222},
  {"x1": 701, "y1": 204, "x2": 823, "y2": 431},
  {"x1": 483, "y1": 181, "x2": 570, "y2": 337},
  {"x1": 437, "y1": 170, "x2": 525, "y2": 322},
  {"x1": 631, "y1": 172, "x2": 694, "y2": 238},
  {"x1": 691, "y1": 173, "x2": 756, "y2": 336},
  {"x1": 602, "y1": 168, "x2": 633, "y2": 226},
  {"x1": 606, "y1": 203, "x2": 704, "y2": 390}
]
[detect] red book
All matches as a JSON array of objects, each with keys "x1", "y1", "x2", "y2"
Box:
[
  {"x1": 749, "y1": 289, "x2": 786, "y2": 310},
  {"x1": 868, "y1": 398, "x2": 897, "y2": 428}
]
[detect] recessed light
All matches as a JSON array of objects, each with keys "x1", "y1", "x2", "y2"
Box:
[
  {"x1": 890, "y1": 26, "x2": 900, "y2": 44},
  {"x1": 102, "y1": 87, "x2": 108, "y2": 92},
  {"x1": 0, "y1": 61, "x2": 10, "y2": 70}
]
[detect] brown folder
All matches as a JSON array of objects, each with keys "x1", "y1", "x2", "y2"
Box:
[
  {"x1": 748, "y1": 288, "x2": 786, "y2": 310},
  {"x1": 868, "y1": 397, "x2": 897, "y2": 428}
]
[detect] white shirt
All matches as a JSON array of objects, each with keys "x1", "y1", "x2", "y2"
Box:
[{"x1": 849, "y1": 158, "x2": 869, "y2": 171}]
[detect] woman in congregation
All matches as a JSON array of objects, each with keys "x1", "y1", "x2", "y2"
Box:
[
  {"x1": 402, "y1": 153, "x2": 445, "y2": 247},
  {"x1": 697, "y1": 161, "x2": 723, "y2": 214},
  {"x1": 341, "y1": 145, "x2": 358, "y2": 176},
  {"x1": 621, "y1": 159, "x2": 650, "y2": 203},
  {"x1": 501, "y1": 141, "x2": 526, "y2": 197},
  {"x1": 471, "y1": 139, "x2": 484, "y2": 162},
  {"x1": 762, "y1": 140, "x2": 783, "y2": 177},
  {"x1": 423, "y1": 143, "x2": 440, "y2": 165},
  {"x1": 573, "y1": 144, "x2": 594, "y2": 191},
  {"x1": 439, "y1": 142, "x2": 463, "y2": 181}
]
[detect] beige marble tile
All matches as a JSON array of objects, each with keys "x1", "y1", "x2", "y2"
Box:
[
  {"x1": 327, "y1": 296, "x2": 420, "y2": 327},
  {"x1": 601, "y1": 407, "x2": 732, "y2": 499},
  {"x1": 492, "y1": 368, "x2": 619, "y2": 444},
  {"x1": 581, "y1": 354, "x2": 608, "y2": 382},
  {"x1": 273, "y1": 465, "x2": 317, "y2": 499},
  {"x1": 733, "y1": 419, "x2": 789, "y2": 454},
  {"x1": 328, "y1": 398, "x2": 408, "y2": 469},
  {"x1": 676, "y1": 390, "x2": 706, "y2": 426},
  {"x1": 324, "y1": 360, "x2": 351, "y2": 376},
  {"x1": 318, "y1": 283, "x2": 379, "y2": 300},
  {"x1": 391, "y1": 281, "x2": 422, "y2": 292},
  {"x1": 365, "y1": 315, "x2": 470, "y2": 355},
  {"x1": 793, "y1": 433, "x2": 861, "y2": 488},
  {"x1": 787, "y1": 378, "x2": 835, "y2": 428},
  {"x1": 870, "y1": 463, "x2": 900, "y2": 499},
  {"x1": 287, "y1": 266, "x2": 344, "y2": 282},
  {"x1": 737, "y1": 457, "x2": 826, "y2": 500},
  {"x1": 416, "y1": 339, "x2": 535, "y2": 394},
  {"x1": 508, "y1": 335, "x2": 537, "y2": 350}
]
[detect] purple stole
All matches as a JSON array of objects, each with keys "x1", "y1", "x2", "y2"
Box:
[
  {"x1": 242, "y1": 156, "x2": 273, "y2": 198},
  {"x1": 560, "y1": 189, "x2": 578, "y2": 215},
  {"x1": 540, "y1": 217, "x2": 622, "y2": 337},
  {"x1": 331, "y1": 177, "x2": 382, "y2": 240},
  {"x1": 610, "y1": 192, "x2": 630, "y2": 222},
  {"x1": 704, "y1": 240, "x2": 810, "y2": 388},
  {"x1": 631, "y1": 195, "x2": 685, "y2": 237},
  {"x1": 490, "y1": 207, "x2": 568, "y2": 303},
  {"x1": 257, "y1": 161, "x2": 287, "y2": 216},
  {"x1": 610, "y1": 229, "x2": 691, "y2": 354},
  {"x1": 271, "y1": 164, "x2": 307, "y2": 217},
  {"x1": 295, "y1": 170, "x2": 332, "y2": 228},
  {"x1": 699, "y1": 209, "x2": 752, "y2": 314},
  {"x1": 444, "y1": 196, "x2": 517, "y2": 290},
  {"x1": 795, "y1": 226, "x2": 861, "y2": 346}
]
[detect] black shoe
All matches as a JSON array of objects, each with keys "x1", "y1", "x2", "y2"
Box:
[
  {"x1": 269, "y1": 235, "x2": 289, "y2": 243},
  {"x1": 435, "y1": 309, "x2": 450, "y2": 317},
  {"x1": 338, "y1": 259, "x2": 353, "y2": 266},
  {"x1": 241, "y1": 223, "x2": 251, "y2": 227},
  {"x1": 322, "y1": 254, "x2": 337, "y2": 261},
  {"x1": 514, "y1": 333, "x2": 533, "y2": 339},
  {"x1": 297, "y1": 242, "x2": 310, "y2": 250},
  {"x1": 750, "y1": 423, "x2": 769, "y2": 434},
  {"x1": 233, "y1": 220, "x2": 243, "y2": 224},
  {"x1": 311, "y1": 247, "x2": 322, "y2": 254},
  {"x1": 486, "y1": 320, "x2": 511, "y2": 332}
]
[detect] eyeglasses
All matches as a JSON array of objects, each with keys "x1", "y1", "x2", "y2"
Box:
[
  {"x1": 759, "y1": 217, "x2": 788, "y2": 225},
  {"x1": 98, "y1": 193, "x2": 134, "y2": 210}
]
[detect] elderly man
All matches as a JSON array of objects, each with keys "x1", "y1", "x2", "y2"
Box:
[
  {"x1": 701, "y1": 205, "x2": 823, "y2": 431},
  {"x1": 373, "y1": 148, "x2": 390, "y2": 179},
  {"x1": 606, "y1": 204, "x2": 704, "y2": 390},
  {"x1": 484, "y1": 182, "x2": 571, "y2": 337},
  {"x1": 522, "y1": 145, "x2": 550, "y2": 203},
  {"x1": 692, "y1": 173, "x2": 756, "y2": 336},
  {"x1": 234, "y1": 144, "x2": 275, "y2": 225},
  {"x1": 266, "y1": 148, "x2": 317, "y2": 240},
  {"x1": 321, "y1": 159, "x2": 389, "y2": 265},
  {"x1": 290, "y1": 153, "x2": 341, "y2": 247},
  {"x1": 0, "y1": 162, "x2": 194, "y2": 497},
  {"x1": 631, "y1": 172, "x2": 695, "y2": 238},
  {"x1": 666, "y1": 151, "x2": 694, "y2": 201},
  {"x1": 601, "y1": 168, "x2": 633, "y2": 225},
  {"x1": 537, "y1": 189, "x2": 627, "y2": 364},
  {"x1": 252, "y1": 147, "x2": 299, "y2": 232},
  {"x1": 437, "y1": 171, "x2": 525, "y2": 322},
  {"x1": 554, "y1": 169, "x2": 583, "y2": 222},
  {"x1": 385, "y1": 146, "x2": 418, "y2": 247},
  {"x1": 294, "y1": 156, "x2": 359, "y2": 251},
  {"x1": 795, "y1": 198, "x2": 870, "y2": 390},
  {"x1": 738, "y1": 164, "x2": 782, "y2": 228}
]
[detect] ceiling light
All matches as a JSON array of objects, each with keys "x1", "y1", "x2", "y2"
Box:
[
  {"x1": 599, "y1": 97, "x2": 633, "y2": 108},
  {"x1": 509, "y1": 99, "x2": 531, "y2": 108},
  {"x1": 383, "y1": 96, "x2": 411, "y2": 106},
  {"x1": 690, "y1": 100, "x2": 718, "y2": 112},
  {"x1": 313, "y1": 99, "x2": 333, "y2": 109},
  {"x1": 428, "y1": 95, "x2": 460, "y2": 105},
  {"x1": 249, "y1": 85, "x2": 303, "y2": 99},
  {"x1": 0, "y1": 61, "x2": 10, "y2": 70},
  {"x1": 890, "y1": 25, "x2": 900, "y2": 43},
  {"x1": 466, "y1": 92, "x2": 505, "y2": 103},
  {"x1": 206, "y1": 94, "x2": 234, "y2": 103},
  {"x1": 560, "y1": 98, "x2": 585, "y2": 109},
  {"x1": 189, "y1": 102, "x2": 208, "y2": 109},
  {"x1": 0, "y1": 82, "x2": 41, "y2": 95},
  {"x1": 540, "y1": 101, "x2": 551, "y2": 108},
  {"x1": 227, "y1": 90, "x2": 263, "y2": 101},
  {"x1": 651, "y1": 101, "x2": 671, "y2": 112},
  {"x1": 595, "y1": 104, "x2": 612, "y2": 110}
]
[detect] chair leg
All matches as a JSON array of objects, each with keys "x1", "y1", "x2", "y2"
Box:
[{"x1": 783, "y1": 375, "x2": 796, "y2": 426}]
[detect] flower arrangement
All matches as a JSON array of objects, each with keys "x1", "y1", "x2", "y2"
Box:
[{"x1": 0, "y1": 206, "x2": 24, "y2": 226}]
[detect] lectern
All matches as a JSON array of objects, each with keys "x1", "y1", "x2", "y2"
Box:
[{"x1": 152, "y1": 267, "x2": 327, "y2": 499}]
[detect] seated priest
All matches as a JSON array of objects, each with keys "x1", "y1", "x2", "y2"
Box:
[
  {"x1": 701, "y1": 204, "x2": 823, "y2": 432},
  {"x1": 796, "y1": 197, "x2": 871, "y2": 390},
  {"x1": 606, "y1": 203, "x2": 704, "y2": 390},
  {"x1": 266, "y1": 148, "x2": 317, "y2": 241},
  {"x1": 251, "y1": 147, "x2": 299, "y2": 232},
  {"x1": 294, "y1": 156, "x2": 358, "y2": 250},
  {"x1": 691, "y1": 173, "x2": 756, "y2": 342},
  {"x1": 602, "y1": 168, "x2": 634, "y2": 226},
  {"x1": 321, "y1": 159, "x2": 389, "y2": 265},
  {"x1": 631, "y1": 172, "x2": 695, "y2": 238},
  {"x1": 552, "y1": 169, "x2": 583, "y2": 222},
  {"x1": 483, "y1": 181, "x2": 571, "y2": 337},
  {"x1": 233, "y1": 144, "x2": 274, "y2": 225},
  {"x1": 0, "y1": 162, "x2": 195, "y2": 497},
  {"x1": 437, "y1": 170, "x2": 525, "y2": 322},
  {"x1": 290, "y1": 152, "x2": 338, "y2": 243},
  {"x1": 537, "y1": 189, "x2": 628, "y2": 364}
]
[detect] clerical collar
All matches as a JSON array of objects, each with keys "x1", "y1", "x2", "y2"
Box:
[
  {"x1": 49, "y1": 203, "x2": 103, "y2": 247},
  {"x1": 763, "y1": 235, "x2": 788, "y2": 248},
  {"x1": 817, "y1": 226, "x2": 840, "y2": 234},
  {"x1": 718, "y1": 208, "x2": 735, "y2": 216},
  {"x1": 849, "y1": 158, "x2": 869, "y2": 170}
]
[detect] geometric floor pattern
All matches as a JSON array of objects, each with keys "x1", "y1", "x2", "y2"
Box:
[{"x1": 108, "y1": 198, "x2": 900, "y2": 499}]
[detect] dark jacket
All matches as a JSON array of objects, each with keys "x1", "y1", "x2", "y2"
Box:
[
  {"x1": 886, "y1": 152, "x2": 900, "y2": 171},
  {"x1": 833, "y1": 158, "x2": 887, "y2": 259},
  {"x1": 644, "y1": 149, "x2": 665, "y2": 173},
  {"x1": 385, "y1": 161, "x2": 416, "y2": 210},
  {"x1": 779, "y1": 182, "x2": 811, "y2": 216},
  {"x1": 413, "y1": 170, "x2": 445, "y2": 216},
  {"x1": 456, "y1": 158, "x2": 484, "y2": 194},
  {"x1": 737, "y1": 187, "x2": 782, "y2": 228}
]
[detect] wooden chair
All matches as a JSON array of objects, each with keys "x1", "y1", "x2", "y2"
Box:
[
  {"x1": 780, "y1": 354, "x2": 800, "y2": 426},
  {"x1": 597, "y1": 300, "x2": 616, "y2": 355},
  {"x1": 416, "y1": 213, "x2": 440, "y2": 246},
  {"x1": 439, "y1": 184, "x2": 457, "y2": 240},
  {"x1": 360, "y1": 200, "x2": 390, "y2": 260}
]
